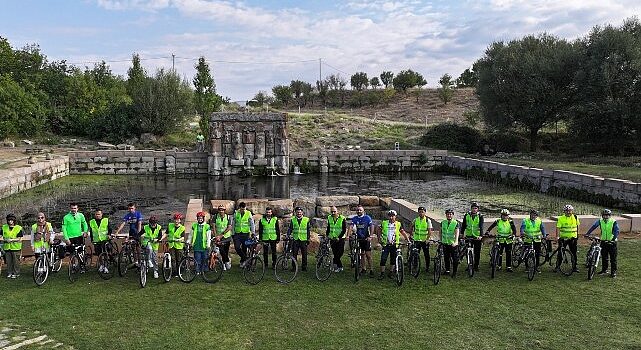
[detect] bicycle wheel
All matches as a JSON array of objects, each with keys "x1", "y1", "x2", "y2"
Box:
[
  {"x1": 587, "y1": 250, "x2": 596, "y2": 281},
  {"x1": 315, "y1": 253, "x2": 333, "y2": 282},
  {"x1": 203, "y1": 254, "x2": 225, "y2": 284},
  {"x1": 84, "y1": 248, "x2": 93, "y2": 269},
  {"x1": 559, "y1": 247, "x2": 575, "y2": 277},
  {"x1": 395, "y1": 255, "x2": 404, "y2": 286},
  {"x1": 353, "y1": 251, "x2": 361, "y2": 283},
  {"x1": 98, "y1": 252, "x2": 114, "y2": 280},
  {"x1": 467, "y1": 249, "x2": 475, "y2": 278},
  {"x1": 117, "y1": 250, "x2": 131, "y2": 277},
  {"x1": 511, "y1": 241, "x2": 523, "y2": 268},
  {"x1": 162, "y1": 253, "x2": 172, "y2": 282},
  {"x1": 274, "y1": 255, "x2": 298, "y2": 284},
  {"x1": 432, "y1": 255, "x2": 441, "y2": 285},
  {"x1": 178, "y1": 256, "x2": 196, "y2": 283},
  {"x1": 242, "y1": 256, "x2": 265, "y2": 285},
  {"x1": 408, "y1": 251, "x2": 420, "y2": 278},
  {"x1": 33, "y1": 255, "x2": 49, "y2": 286},
  {"x1": 68, "y1": 254, "x2": 80, "y2": 283},
  {"x1": 139, "y1": 260, "x2": 147, "y2": 288},
  {"x1": 490, "y1": 245, "x2": 499, "y2": 279},
  {"x1": 538, "y1": 241, "x2": 548, "y2": 267},
  {"x1": 526, "y1": 250, "x2": 536, "y2": 281}
]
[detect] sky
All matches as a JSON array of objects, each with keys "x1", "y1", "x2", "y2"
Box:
[{"x1": 1, "y1": 0, "x2": 640, "y2": 101}]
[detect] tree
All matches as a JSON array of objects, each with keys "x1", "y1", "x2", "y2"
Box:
[
  {"x1": 193, "y1": 56, "x2": 222, "y2": 137},
  {"x1": 350, "y1": 72, "x2": 369, "y2": 91},
  {"x1": 272, "y1": 85, "x2": 292, "y2": 106},
  {"x1": 456, "y1": 67, "x2": 478, "y2": 88},
  {"x1": 369, "y1": 77, "x2": 381, "y2": 89},
  {"x1": 290, "y1": 80, "x2": 307, "y2": 107},
  {"x1": 316, "y1": 80, "x2": 328, "y2": 106},
  {"x1": 380, "y1": 71, "x2": 394, "y2": 88},
  {"x1": 0, "y1": 74, "x2": 46, "y2": 139},
  {"x1": 475, "y1": 33, "x2": 578, "y2": 151},
  {"x1": 393, "y1": 69, "x2": 426, "y2": 92},
  {"x1": 437, "y1": 73, "x2": 454, "y2": 104},
  {"x1": 252, "y1": 90, "x2": 273, "y2": 106},
  {"x1": 301, "y1": 82, "x2": 313, "y2": 106}
]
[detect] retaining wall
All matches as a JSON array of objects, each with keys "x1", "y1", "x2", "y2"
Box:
[
  {"x1": 68, "y1": 150, "x2": 208, "y2": 175},
  {"x1": 0, "y1": 156, "x2": 69, "y2": 200}
]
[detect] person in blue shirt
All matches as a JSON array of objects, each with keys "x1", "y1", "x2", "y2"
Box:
[
  {"x1": 114, "y1": 202, "x2": 143, "y2": 240},
  {"x1": 519, "y1": 209, "x2": 547, "y2": 272},
  {"x1": 351, "y1": 205, "x2": 374, "y2": 278},
  {"x1": 584, "y1": 209, "x2": 619, "y2": 278}
]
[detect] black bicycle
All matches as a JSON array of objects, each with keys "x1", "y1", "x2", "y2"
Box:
[
  {"x1": 585, "y1": 236, "x2": 608, "y2": 281},
  {"x1": 243, "y1": 236, "x2": 265, "y2": 285},
  {"x1": 407, "y1": 239, "x2": 420, "y2": 278},
  {"x1": 488, "y1": 234, "x2": 513, "y2": 279},
  {"x1": 274, "y1": 235, "x2": 298, "y2": 284},
  {"x1": 68, "y1": 242, "x2": 91, "y2": 283},
  {"x1": 541, "y1": 238, "x2": 575, "y2": 276},
  {"x1": 315, "y1": 235, "x2": 333, "y2": 282},
  {"x1": 429, "y1": 239, "x2": 444, "y2": 285},
  {"x1": 118, "y1": 237, "x2": 141, "y2": 277},
  {"x1": 97, "y1": 237, "x2": 119, "y2": 281},
  {"x1": 458, "y1": 237, "x2": 476, "y2": 278}
]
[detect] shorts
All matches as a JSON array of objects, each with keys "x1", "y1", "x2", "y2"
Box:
[{"x1": 358, "y1": 239, "x2": 371, "y2": 252}]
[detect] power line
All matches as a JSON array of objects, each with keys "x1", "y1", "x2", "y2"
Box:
[
  {"x1": 321, "y1": 61, "x2": 349, "y2": 75},
  {"x1": 174, "y1": 56, "x2": 317, "y2": 65}
]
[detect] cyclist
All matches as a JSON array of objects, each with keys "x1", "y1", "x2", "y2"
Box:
[
  {"x1": 440, "y1": 209, "x2": 460, "y2": 277},
  {"x1": 31, "y1": 212, "x2": 55, "y2": 259},
  {"x1": 191, "y1": 211, "x2": 212, "y2": 275},
  {"x1": 114, "y1": 202, "x2": 143, "y2": 239},
  {"x1": 326, "y1": 206, "x2": 347, "y2": 272},
  {"x1": 2, "y1": 214, "x2": 24, "y2": 278},
  {"x1": 555, "y1": 204, "x2": 580, "y2": 273},
  {"x1": 258, "y1": 207, "x2": 280, "y2": 269},
  {"x1": 231, "y1": 202, "x2": 254, "y2": 268},
  {"x1": 142, "y1": 216, "x2": 163, "y2": 279},
  {"x1": 408, "y1": 206, "x2": 433, "y2": 273},
  {"x1": 289, "y1": 207, "x2": 310, "y2": 272},
  {"x1": 88, "y1": 209, "x2": 113, "y2": 274},
  {"x1": 519, "y1": 209, "x2": 547, "y2": 273},
  {"x1": 377, "y1": 210, "x2": 408, "y2": 280},
  {"x1": 211, "y1": 205, "x2": 232, "y2": 270},
  {"x1": 351, "y1": 205, "x2": 374, "y2": 278},
  {"x1": 584, "y1": 209, "x2": 619, "y2": 278},
  {"x1": 461, "y1": 202, "x2": 484, "y2": 271},
  {"x1": 485, "y1": 209, "x2": 517, "y2": 272},
  {"x1": 61, "y1": 203, "x2": 89, "y2": 265},
  {"x1": 166, "y1": 212, "x2": 186, "y2": 276}
]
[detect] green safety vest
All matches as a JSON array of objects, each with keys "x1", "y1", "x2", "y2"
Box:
[
  {"x1": 196, "y1": 134, "x2": 205, "y2": 142},
  {"x1": 496, "y1": 220, "x2": 513, "y2": 243},
  {"x1": 143, "y1": 224, "x2": 162, "y2": 251},
  {"x1": 291, "y1": 217, "x2": 309, "y2": 241},
  {"x1": 2, "y1": 224, "x2": 23, "y2": 251},
  {"x1": 167, "y1": 223, "x2": 186, "y2": 250},
  {"x1": 191, "y1": 223, "x2": 211, "y2": 248},
  {"x1": 557, "y1": 215, "x2": 579, "y2": 239},
  {"x1": 523, "y1": 218, "x2": 542, "y2": 243},
  {"x1": 327, "y1": 215, "x2": 345, "y2": 239},
  {"x1": 413, "y1": 217, "x2": 429, "y2": 241},
  {"x1": 599, "y1": 219, "x2": 615, "y2": 241},
  {"x1": 260, "y1": 217, "x2": 278, "y2": 241},
  {"x1": 214, "y1": 215, "x2": 231, "y2": 239},
  {"x1": 89, "y1": 218, "x2": 109, "y2": 243},
  {"x1": 382, "y1": 220, "x2": 402, "y2": 246},
  {"x1": 440, "y1": 220, "x2": 457, "y2": 245},
  {"x1": 234, "y1": 211, "x2": 252, "y2": 234},
  {"x1": 31, "y1": 222, "x2": 52, "y2": 251},
  {"x1": 464, "y1": 213, "x2": 481, "y2": 238}
]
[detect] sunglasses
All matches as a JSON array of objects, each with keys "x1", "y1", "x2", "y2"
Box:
[
  {"x1": 37, "y1": 216, "x2": 45, "y2": 219},
  {"x1": 331, "y1": 211, "x2": 337, "y2": 213}
]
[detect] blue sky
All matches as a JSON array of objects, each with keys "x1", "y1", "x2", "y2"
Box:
[{"x1": 1, "y1": 0, "x2": 639, "y2": 100}]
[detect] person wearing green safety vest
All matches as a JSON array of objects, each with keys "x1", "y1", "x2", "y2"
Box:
[
  {"x1": 584, "y1": 209, "x2": 619, "y2": 278},
  {"x1": 196, "y1": 132, "x2": 205, "y2": 152},
  {"x1": 89, "y1": 209, "x2": 114, "y2": 274},
  {"x1": 519, "y1": 209, "x2": 548, "y2": 272},
  {"x1": 461, "y1": 202, "x2": 484, "y2": 271},
  {"x1": 258, "y1": 207, "x2": 280, "y2": 269},
  {"x1": 2, "y1": 214, "x2": 24, "y2": 278},
  {"x1": 326, "y1": 206, "x2": 347, "y2": 272},
  {"x1": 167, "y1": 212, "x2": 186, "y2": 276},
  {"x1": 31, "y1": 212, "x2": 55, "y2": 258},
  {"x1": 142, "y1": 216, "x2": 164, "y2": 279},
  {"x1": 289, "y1": 207, "x2": 310, "y2": 272},
  {"x1": 408, "y1": 206, "x2": 433, "y2": 273},
  {"x1": 191, "y1": 211, "x2": 212, "y2": 274},
  {"x1": 210, "y1": 205, "x2": 232, "y2": 270},
  {"x1": 555, "y1": 204, "x2": 580, "y2": 273},
  {"x1": 377, "y1": 210, "x2": 408, "y2": 280},
  {"x1": 61, "y1": 203, "x2": 89, "y2": 256},
  {"x1": 231, "y1": 202, "x2": 255, "y2": 268},
  {"x1": 440, "y1": 209, "x2": 460, "y2": 277},
  {"x1": 485, "y1": 209, "x2": 517, "y2": 272}
]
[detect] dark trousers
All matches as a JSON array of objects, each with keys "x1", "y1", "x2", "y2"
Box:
[
  {"x1": 67, "y1": 236, "x2": 85, "y2": 254},
  {"x1": 556, "y1": 238, "x2": 578, "y2": 269},
  {"x1": 5, "y1": 250, "x2": 20, "y2": 276},
  {"x1": 169, "y1": 248, "x2": 183, "y2": 275},
  {"x1": 499, "y1": 242, "x2": 512, "y2": 268},
  {"x1": 330, "y1": 238, "x2": 345, "y2": 268},
  {"x1": 601, "y1": 241, "x2": 618, "y2": 273},
  {"x1": 262, "y1": 241, "x2": 278, "y2": 267},
  {"x1": 532, "y1": 241, "x2": 542, "y2": 267},
  {"x1": 470, "y1": 239, "x2": 482, "y2": 269},
  {"x1": 219, "y1": 241, "x2": 231, "y2": 264},
  {"x1": 233, "y1": 233, "x2": 249, "y2": 263},
  {"x1": 380, "y1": 244, "x2": 398, "y2": 267},
  {"x1": 443, "y1": 244, "x2": 458, "y2": 274},
  {"x1": 292, "y1": 240, "x2": 308, "y2": 270},
  {"x1": 415, "y1": 241, "x2": 430, "y2": 270}
]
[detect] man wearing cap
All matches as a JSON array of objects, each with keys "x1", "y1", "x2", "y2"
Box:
[
  {"x1": 326, "y1": 206, "x2": 347, "y2": 272},
  {"x1": 409, "y1": 206, "x2": 433, "y2": 273},
  {"x1": 1, "y1": 214, "x2": 24, "y2": 278},
  {"x1": 231, "y1": 202, "x2": 254, "y2": 268},
  {"x1": 584, "y1": 209, "x2": 619, "y2": 278},
  {"x1": 289, "y1": 207, "x2": 310, "y2": 272},
  {"x1": 211, "y1": 205, "x2": 233, "y2": 270},
  {"x1": 461, "y1": 202, "x2": 484, "y2": 271},
  {"x1": 258, "y1": 207, "x2": 280, "y2": 269},
  {"x1": 377, "y1": 210, "x2": 408, "y2": 279}
]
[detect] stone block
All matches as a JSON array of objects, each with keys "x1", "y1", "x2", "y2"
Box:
[
  {"x1": 316, "y1": 195, "x2": 359, "y2": 207},
  {"x1": 236, "y1": 198, "x2": 270, "y2": 215},
  {"x1": 293, "y1": 197, "x2": 316, "y2": 218},
  {"x1": 622, "y1": 214, "x2": 641, "y2": 232},
  {"x1": 359, "y1": 195, "x2": 379, "y2": 207},
  {"x1": 611, "y1": 216, "x2": 632, "y2": 233},
  {"x1": 268, "y1": 199, "x2": 293, "y2": 217},
  {"x1": 253, "y1": 158, "x2": 268, "y2": 166}
]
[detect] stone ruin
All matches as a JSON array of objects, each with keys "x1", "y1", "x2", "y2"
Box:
[{"x1": 207, "y1": 112, "x2": 289, "y2": 176}]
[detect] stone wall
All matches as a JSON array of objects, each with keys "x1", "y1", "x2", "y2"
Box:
[
  {"x1": 68, "y1": 150, "x2": 208, "y2": 175},
  {"x1": 443, "y1": 155, "x2": 641, "y2": 210},
  {"x1": 0, "y1": 156, "x2": 69, "y2": 199},
  {"x1": 290, "y1": 149, "x2": 448, "y2": 173}
]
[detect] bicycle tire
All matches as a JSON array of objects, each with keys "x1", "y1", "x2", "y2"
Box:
[
  {"x1": 178, "y1": 256, "x2": 196, "y2": 283},
  {"x1": 242, "y1": 255, "x2": 264, "y2": 285},
  {"x1": 274, "y1": 255, "x2": 298, "y2": 284},
  {"x1": 98, "y1": 252, "x2": 114, "y2": 280},
  {"x1": 395, "y1": 255, "x2": 404, "y2": 286},
  {"x1": 511, "y1": 241, "x2": 523, "y2": 268},
  {"x1": 353, "y1": 249, "x2": 361, "y2": 283},
  {"x1": 203, "y1": 254, "x2": 224, "y2": 284},
  {"x1": 33, "y1": 255, "x2": 49, "y2": 286},
  {"x1": 139, "y1": 260, "x2": 147, "y2": 288},
  {"x1": 432, "y1": 254, "x2": 441, "y2": 285},
  {"x1": 467, "y1": 248, "x2": 475, "y2": 278},
  {"x1": 537, "y1": 241, "x2": 548, "y2": 267},
  {"x1": 162, "y1": 253, "x2": 172, "y2": 282},
  {"x1": 490, "y1": 245, "x2": 499, "y2": 279},
  {"x1": 526, "y1": 250, "x2": 536, "y2": 281},
  {"x1": 587, "y1": 250, "x2": 597, "y2": 281},
  {"x1": 315, "y1": 253, "x2": 333, "y2": 282},
  {"x1": 559, "y1": 247, "x2": 575, "y2": 277},
  {"x1": 408, "y1": 251, "x2": 420, "y2": 278},
  {"x1": 117, "y1": 250, "x2": 130, "y2": 277},
  {"x1": 68, "y1": 254, "x2": 80, "y2": 283}
]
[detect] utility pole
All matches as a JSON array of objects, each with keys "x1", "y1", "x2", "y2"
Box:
[
  {"x1": 172, "y1": 53, "x2": 175, "y2": 71},
  {"x1": 319, "y1": 58, "x2": 322, "y2": 84}
]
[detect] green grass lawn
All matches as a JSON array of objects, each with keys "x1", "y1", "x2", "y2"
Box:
[{"x1": 1, "y1": 240, "x2": 640, "y2": 350}]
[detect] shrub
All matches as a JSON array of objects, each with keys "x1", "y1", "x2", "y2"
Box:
[{"x1": 420, "y1": 123, "x2": 482, "y2": 153}]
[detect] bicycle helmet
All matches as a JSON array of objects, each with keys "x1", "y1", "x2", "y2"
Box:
[
  {"x1": 387, "y1": 210, "x2": 397, "y2": 216},
  {"x1": 149, "y1": 215, "x2": 158, "y2": 223},
  {"x1": 5, "y1": 213, "x2": 16, "y2": 222},
  {"x1": 563, "y1": 204, "x2": 574, "y2": 211},
  {"x1": 529, "y1": 209, "x2": 539, "y2": 216},
  {"x1": 500, "y1": 209, "x2": 510, "y2": 216},
  {"x1": 445, "y1": 209, "x2": 454, "y2": 215},
  {"x1": 173, "y1": 212, "x2": 184, "y2": 220},
  {"x1": 602, "y1": 209, "x2": 612, "y2": 216},
  {"x1": 470, "y1": 202, "x2": 479, "y2": 209},
  {"x1": 418, "y1": 206, "x2": 426, "y2": 212},
  {"x1": 196, "y1": 211, "x2": 206, "y2": 218}
]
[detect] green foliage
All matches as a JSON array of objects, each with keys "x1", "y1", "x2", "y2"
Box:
[
  {"x1": 456, "y1": 67, "x2": 478, "y2": 87},
  {"x1": 272, "y1": 85, "x2": 292, "y2": 106},
  {"x1": 393, "y1": 69, "x2": 426, "y2": 92},
  {"x1": 0, "y1": 74, "x2": 46, "y2": 138},
  {"x1": 437, "y1": 73, "x2": 454, "y2": 104},
  {"x1": 463, "y1": 109, "x2": 481, "y2": 127},
  {"x1": 252, "y1": 90, "x2": 273, "y2": 107},
  {"x1": 420, "y1": 123, "x2": 482, "y2": 153},
  {"x1": 369, "y1": 77, "x2": 380, "y2": 89},
  {"x1": 350, "y1": 71, "x2": 369, "y2": 91},
  {"x1": 193, "y1": 56, "x2": 222, "y2": 137},
  {"x1": 380, "y1": 71, "x2": 394, "y2": 88}
]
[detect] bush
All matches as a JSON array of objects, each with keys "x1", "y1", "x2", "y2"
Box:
[
  {"x1": 420, "y1": 123, "x2": 482, "y2": 153},
  {"x1": 483, "y1": 132, "x2": 529, "y2": 153}
]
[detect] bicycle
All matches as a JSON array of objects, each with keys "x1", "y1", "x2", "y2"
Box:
[
  {"x1": 487, "y1": 234, "x2": 514, "y2": 279},
  {"x1": 0, "y1": 243, "x2": 4, "y2": 276},
  {"x1": 351, "y1": 236, "x2": 369, "y2": 283},
  {"x1": 161, "y1": 240, "x2": 182, "y2": 282},
  {"x1": 458, "y1": 237, "x2": 476, "y2": 278},
  {"x1": 139, "y1": 238, "x2": 161, "y2": 288},
  {"x1": 394, "y1": 243, "x2": 405, "y2": 286},
  {"x1": 429, "y1": 239, "x2": 443, "y2": 285},
  {"x1": 178, "y1": 244, "x2": 197, "y2": 283},
  {"x1": 117, "y1": 236, "x2": 141, "y2": 277},
  {"x1": 33, "y1": 239, "x2": 65, "y2": 286},
  {"x1": 242, "y1": 236, "x2": 264, "y2": 285},
  {"x1": 274, "y1": 235, "x2": 298, "y2": 284},
  {"x1": 540, "y1": 238, "x2": 575, "y2": 276},
  {"x1": 97, "y1": 237, "x2": 119, "y2": 281},
  {"x1": 407, "y1": 239, "x2": 420, "y2": 278},
  {"x1": 315, "y1": 235, "x2": 333, "y2": 282},
  {"x1": 510, "y1": 237, "x2": 538, "y2": 281},
  {"x1": 68, "y1": 242, "x2": 91, "y2": 283},
  {"x1": 585, "y1": 236, "x2": 605, "y2": 281}
]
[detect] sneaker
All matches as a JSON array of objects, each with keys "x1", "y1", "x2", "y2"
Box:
[
  {"x1": 240, "y1": 261, "x2": 246, "y2": 268},
  {"x1": 497, "y1": 266, "x2": 502, "y2": 271},
  {"x1": 337, "y1": 267, "x2": 344, "y2": 272},
  {"x1": 104, "y1": 268, "x2": 109, "y2": 274},
  {"x1": 598, "y1": 270, "x2": 608, "y2": 275},
  {"x1": 13, "y1": 274, "x2": 19, "y2": 278},
  {"x1": 98, "y1": 266, "x2": 104, "y2": 273},
  {"x1": 611, "y1": 271, "x2": 617, "y2": 278},
  {"x1": 536, "y1": 268, "x2": 541, "y2": 274},
  {"x1": 378, "y1": 272, "x2": 385, "y2": 280},
  {"x1": 506, "y1": 267, "x2": 513, "y2": 273},
  {"x1": 7, "y1": 274, "x2": 14, "y2": 278},
  {"x1": 10, "y1": 274, "x2": 17, "y2": 279},
  {"x1": 444, "y1": 270, "x2": 450, "y2": 275},
  {"x1": 573, "y1": 268, "x2": 580, "y2": 273},
  {"x1": 153, "y1": 271, "x2": 159, "y2": 279},
  {"x1": 225, "y1": 262, "x2": 232, "y2": 270},
  {"x1": 196, "y1": 272, "x2": 201, "y2": 276}
]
